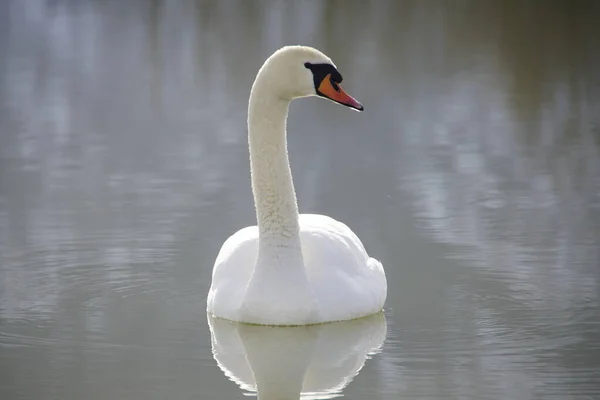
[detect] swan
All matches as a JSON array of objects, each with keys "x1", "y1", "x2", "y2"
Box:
[{"x1": 207, "y1": 45, "x2": 387, "y2": 325}]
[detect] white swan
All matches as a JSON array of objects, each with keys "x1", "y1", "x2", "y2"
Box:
[{"x1": 207, "y1": 45, "x2": 387, "y2": 325}]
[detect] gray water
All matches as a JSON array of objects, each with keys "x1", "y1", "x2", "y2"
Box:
[{"x1": 1, "y1": 1, "x2": 600, "y2": 399}]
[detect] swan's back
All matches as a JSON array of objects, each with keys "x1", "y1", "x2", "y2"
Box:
[
  {"x1": 207, "y1": 215, "x2": 386, "y2": 323},
  {"x1": 299, "y1": 214, "x2": 387, "y2": 322}
]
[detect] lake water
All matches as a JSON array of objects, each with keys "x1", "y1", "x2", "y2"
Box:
[{"x1": 1, "y1": 1, "x2": 599, "y2": 399}]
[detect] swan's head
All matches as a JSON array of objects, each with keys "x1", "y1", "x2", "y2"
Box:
[{"x1": 255, "y1": 45, "x2": 364, "y2": 111}]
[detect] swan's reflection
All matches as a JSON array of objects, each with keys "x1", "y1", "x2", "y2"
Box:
[{"x1": 208, "y1": 313, "x2": 386, "y2": 399}]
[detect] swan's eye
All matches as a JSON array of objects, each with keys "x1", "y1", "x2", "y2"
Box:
[{"x1": 331, "y1": 79, "x2": 341, "y2": 93}]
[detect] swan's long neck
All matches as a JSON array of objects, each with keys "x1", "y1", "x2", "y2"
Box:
[{"x1": 248, "y1": 78, "x2": 303, "y2": 258}]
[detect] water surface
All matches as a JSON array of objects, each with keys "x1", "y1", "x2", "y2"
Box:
[{"x1": 1, "y1": 1, "x2": 599, "y2": 399}]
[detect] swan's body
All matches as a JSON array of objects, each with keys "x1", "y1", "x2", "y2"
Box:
[{"x1": 207, "y1": 46, "x2": 387, "y2": 325}]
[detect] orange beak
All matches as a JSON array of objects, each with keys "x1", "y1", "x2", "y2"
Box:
[{"x1": 317, "y1": 74, "x2": 364, "y2": 111}]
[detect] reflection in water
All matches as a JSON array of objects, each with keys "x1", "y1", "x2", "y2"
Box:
[
  {"x1": 0, "y1": 0, "x2": 599, "y2": 399},
  {"x1": 208, "y1": 314, "x2": 386, "y2": 399}
]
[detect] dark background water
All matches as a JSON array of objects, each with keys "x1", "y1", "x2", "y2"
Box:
[{"x1": 1, "y1": 1, "x2": 599, "y2": 399}]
